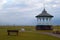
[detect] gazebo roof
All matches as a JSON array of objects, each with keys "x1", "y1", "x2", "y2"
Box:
[{"x1": 36, "y1": 9, "x2": 53, "y2": 17}]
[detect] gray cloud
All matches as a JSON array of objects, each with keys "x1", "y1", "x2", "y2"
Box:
[{"x1": 0, "y1": 0, "x2": 60, "y2": 25}]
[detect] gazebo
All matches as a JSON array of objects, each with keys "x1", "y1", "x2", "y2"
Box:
[{"x1": 36, "y1": 9, "x2": 54, "y2": 30}]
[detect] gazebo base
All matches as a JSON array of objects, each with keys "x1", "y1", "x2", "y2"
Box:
[{"x1": 36, "y1": 25, "x2": 53, "y2": 30}]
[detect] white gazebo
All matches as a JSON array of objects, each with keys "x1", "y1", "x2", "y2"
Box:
[{"x1": 36, "y1": 9, "x2": 54, "y2": 30}]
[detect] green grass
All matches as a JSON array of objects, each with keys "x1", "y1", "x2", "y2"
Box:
[
  {"x1": 53, "y1": 26, "x2": 60, "y2": 31},
  {"x1": 0, "y1": 26, "x2": 60, "y2": 40}
]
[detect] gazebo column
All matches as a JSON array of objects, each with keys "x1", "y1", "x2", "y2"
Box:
[
  {"x1": 46, "y1": 17, "x2": 50, "y2": 25},
  {"x1": 37, "y1": 18, "x2": 39, "y2": 25},
  {"x1": 37, "y1": 18, "x2": 41, "y2": 25},
  {"x1": 39, "y1": 18, "x2": 41, "y2": 25},
  {"x1": 48, "y1": 18, "x2": 52, "y2": 25}
]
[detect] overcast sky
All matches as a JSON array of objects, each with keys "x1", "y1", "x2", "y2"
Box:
[{"x1": 0, "y1": 0, "x2": 60, "y2": 25}]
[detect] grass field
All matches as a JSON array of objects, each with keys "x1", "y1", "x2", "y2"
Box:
[{"x1": 0, "y1": 26, "x2": 60, "y2": 40}]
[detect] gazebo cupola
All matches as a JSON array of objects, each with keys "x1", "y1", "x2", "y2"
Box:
[{"x1": 35, "y1": 9, "x2": 54, "y2": 30}]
